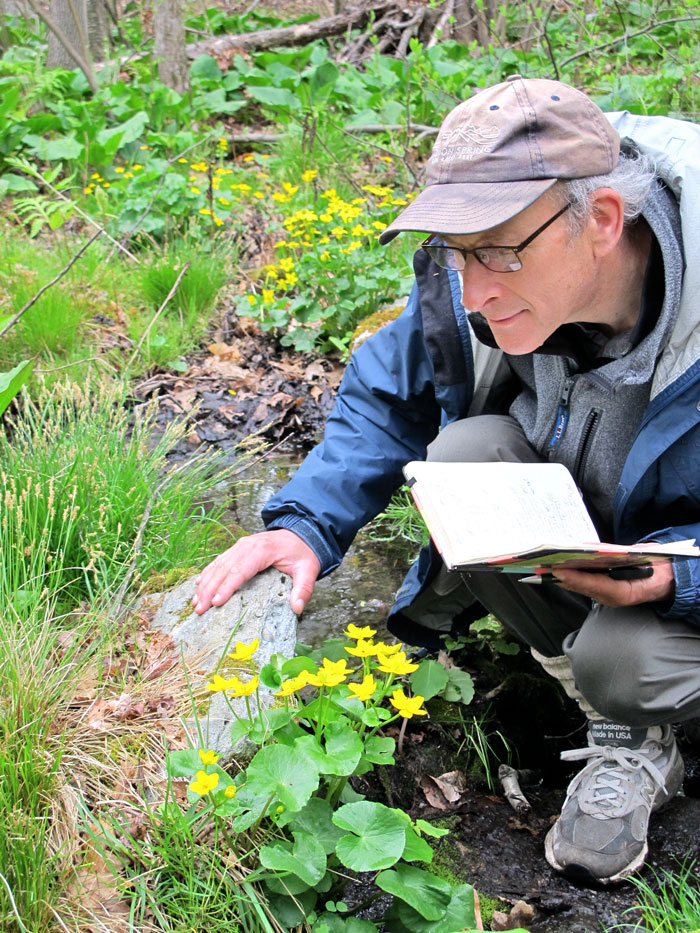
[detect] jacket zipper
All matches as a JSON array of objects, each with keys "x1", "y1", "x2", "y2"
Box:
[
  {"x1": 573, "y1": 409, "x2": 599, "y2": 483},
  {"x1": 548, "y1": 374, "x2": 575, "y2": 456}
]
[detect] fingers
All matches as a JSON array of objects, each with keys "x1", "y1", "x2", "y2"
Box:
[
  {"x1": 553, "y1": 562, "x2": 675, "y2": 607},
  {"x1": 191, "y1": 529, "x2": 321, "y2": 615}
]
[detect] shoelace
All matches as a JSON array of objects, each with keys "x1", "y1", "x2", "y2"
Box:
[{"x1": 560, "y1": 744, "x2": 668, "y2": 814}]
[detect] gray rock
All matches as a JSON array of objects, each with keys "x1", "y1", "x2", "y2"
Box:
[{"x1": 146, "y1": 568, "x2": 297, "y2": 760}]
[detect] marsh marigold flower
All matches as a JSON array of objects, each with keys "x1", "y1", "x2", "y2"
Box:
[
  {"x1": 306, "y1": 657, "x2": 352, "y2": 688},
  {"x1": 348, "y1": 674, "x2": 377, "y2": 703},
  {"x1": 390, "y1": 688, "x2": 427, "y2": 718},
  {"x1": 228, "y1": 638, "x2": 259, "y2": 662},
  {"x1": 376, "y1": 650, "x2": 419, "y2": 676},
  {"x1": 190, "y1": 770, "x2": 220, "y2": 795},
  {"x1": 205, "y1": 673, "x2": 239, "y2": 692},
  {"x1": 198, "y1": 749, "x2": 219, "y2": 766},
  {"x1": 229, "y1": 675, "x2": 259, "y2": 698},
  {"x1": 344, "y1": 624, "x2": 377, "y2": 640},
  {"x1": 276, "y1": 671, "x2": 310, "y2": 697},
  {"x1": 345, "y1": 638, "x2": 377, "y2": 658},
  {"x1": 224, "y1": 784, "x2": 237, "y2": 798}
]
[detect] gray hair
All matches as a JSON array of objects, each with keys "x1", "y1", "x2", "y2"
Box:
[{"x1": 551, "y1": 151, "x2": 659, "y2": 235}]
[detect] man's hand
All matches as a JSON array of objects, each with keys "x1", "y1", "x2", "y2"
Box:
[
  {"x1": 192, "y1": 529, "x2": 321, "y2": 615},
  {"x1": 552, "y1": 561, "x2": 675, "y2": 608}
]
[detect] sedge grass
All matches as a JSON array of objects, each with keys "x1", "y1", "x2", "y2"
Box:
[
  {"x1": 0, "y1": 378, "x2": 245, "y2": 613},
  {"x1": 612, "y1": 861, "x2": 700, "y2": 932}
]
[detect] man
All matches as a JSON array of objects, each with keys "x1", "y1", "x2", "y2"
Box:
[{"x1": 193, "y1": 76, "x2": 700, "y2": 885}]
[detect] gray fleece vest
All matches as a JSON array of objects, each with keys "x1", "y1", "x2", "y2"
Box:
[{"x1": 507, "y1": 183, "x2": 684, "y2": 539}]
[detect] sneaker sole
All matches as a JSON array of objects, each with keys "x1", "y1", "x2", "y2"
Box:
[{"x1": 544, "y1": 744, "x2": 685, "y2": 885}]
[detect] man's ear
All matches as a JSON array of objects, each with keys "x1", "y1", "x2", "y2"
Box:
[{"x1": 587, "y1": 187, "x2": 625, "y2": 257}]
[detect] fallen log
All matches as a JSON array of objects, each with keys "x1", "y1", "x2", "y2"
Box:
[{"x1": 186, "y1": 1, "x2": 398, "y2": 60}]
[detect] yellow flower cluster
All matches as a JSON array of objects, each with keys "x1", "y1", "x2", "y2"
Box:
[{"x1": 273, "y1": 622, "x2": 426, "y2": 719}]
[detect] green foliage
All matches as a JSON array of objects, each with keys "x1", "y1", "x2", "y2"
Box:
[
  {"x1": 613, "y1": 860, "x2": 700, "y2": 932},
  {"x1": 165, "y1": 625, "x2": 480, "y2": 929},
  {"x1": 0, "y1": 380, "x2": 241, "y2": 613}
]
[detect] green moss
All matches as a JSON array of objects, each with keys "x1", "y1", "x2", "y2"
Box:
[
  {"x1": 140, "y1": 565, "x2": 200, "y2": 595},
  {"x1": 476, "y1": 891, "x2": 502, "y2": 929},
  {"x1": 349, "y1": 303, "x2": 405, "y2": 353}
]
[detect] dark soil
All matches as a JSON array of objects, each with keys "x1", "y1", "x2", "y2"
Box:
[{"x1": 351, "y1": 647, "x2": 700, "y2": 932}]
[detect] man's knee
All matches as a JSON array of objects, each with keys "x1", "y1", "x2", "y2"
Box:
[
  {"x1": 427, "y1": 414, "x2": 544, "y2": 464},
  {"x1": 564, "y1": 605, "x2": 697, "y2": 726}
]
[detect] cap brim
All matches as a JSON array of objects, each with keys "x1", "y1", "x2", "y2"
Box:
[{"x1": 378, "y1": 178, "x2": 557, "y2": 245}]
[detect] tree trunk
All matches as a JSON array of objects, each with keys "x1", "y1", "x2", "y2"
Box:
[
  {"x1": 46, "y1": 0, "x2": 88, "y2": 68},
  {"x1": 153, "y1": 0, "x2": 189, "y2": 95},
  {"x1": 452, "y1": 0, "x2": 505, "y2": 47},
  {"x1": 86, "y1": 0, "x2": 111, "y2": 61}
]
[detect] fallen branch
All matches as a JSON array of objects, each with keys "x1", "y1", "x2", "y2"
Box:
[
  {"x1": 186, "y1": 0, "x2": 396, "y2": 59},
  {"x1": 498, "y1": 764, "x2": 532, "y2": 816},
  {"x1": 0, "y1": 228, "x2": 103, "y2": 340},
  {"x1": 226, "y1": 122, "x2": 438, "y2": 145}
]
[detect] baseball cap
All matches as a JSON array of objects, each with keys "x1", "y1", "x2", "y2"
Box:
[{"x1": 379, "y1": 75, "x2": 620, "y2": 244}]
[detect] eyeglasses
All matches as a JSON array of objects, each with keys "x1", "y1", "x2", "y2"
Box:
[{"x1": 421, "y1": 202, "x2": 572, "y2": 274}]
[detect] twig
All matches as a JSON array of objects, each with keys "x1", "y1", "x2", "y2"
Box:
[
  {"x1": 0, "y1": 228, "x2": 103, "y2": 340},
  {"x1": 559, "y1": 16, "x2": 700, "y2": 67},
  {"x1": 426, "y1": 0, "x2": 455, "y2": 48},
  {"x1": 35, "y1": 357, "x2": 114, "y2": 374},
  {"x1": 541, "y1": 3, "x2": 559, "y2": 80},
  {"x1": 24, "y1": 0, "x2": 98, "y2": 92},
  {"x1": 498, "y1": 764, "x2": 531, "y2": 815},
  {"x1": 125, "y1": 262, "x2": 191, "y2": 371}
]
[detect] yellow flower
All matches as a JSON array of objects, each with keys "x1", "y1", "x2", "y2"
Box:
[
  {"x1": 189, "y1": 770, "x2": 220, "y2": 795},
  {"x1": 282, "y1": 272, "x2": 298, "y2": 288},
  {"x1": 376, "y1": 651, "x2": 419, "y2": 676},
  {"x1": 140, "y1": 144, "x2": 150, "y2": 150},
  {"x1": 390, "y1": 688, "x2": 427, "y2": 718},
  {"x1": 83, "y1": 186, "x2": 93, "y2": 194},
  {"x1": 344, "y1": 624, "x2": 377, "y2": 640},
  {"x1": 229, "y1": 675, "x2": 259, "y2": 698},
  {"x1": 282, "y1": 181, "x2": 299, "y2": 195},
  {"x1": 205, "y1": 673, "x2": 239, "y2": 692},
  {"x1": 214, "y1": 216, "x2": 224, "y2": 226},
  {"x1": 272, "y1": 192, "x2": 290, "y2": 203},
  {"x1": 178, "y1": 157, "x2": 188, "y2": 163},
  {"x1": 90, "y1": 172, "x2": 101, "y2": 180},
  {"x1": 224, "y1": 784, "x2": 237, "y2": 798},
  {"x1": 301, "y1": 169, "x2": 317, "y2": 182},
  {"x1": 132, "y1": 163, "x2": 143, "y2": 171},
  {"x1": 278, "y1": 256, "x2": 294, "y2": 272},
  {"x1": 320, "y1": 251, "x2": 330, "y2": 261},
  {"x1": 253, "y1": 191, "x2": 264, "y2": 199},
  {"x1": 320, "y1": 213, "x2": 333, "y2": 222},
  {"x1": 102, "y1": 182, "x2": 111, "y2": 188},
  {"x1": 191, "y1": 186, "x2": 201, "y2": 194},
  {"x1": 124, "y1": 171, "x2": 134, "y2": 178},
  {"x1": 218, "y1": 196, "x2": 230, "y2": 205},
  {"x1": 371, "y1": 221, "x2": 386, "y2": 230},
  {"x1": 331, "y1": 226, "x2": 346, "y2": 237},
  {"x1": 247, "y1": 295, "x2": 256, "y2": 306},
  {"x1": 348, "y1": 674, "x2": 377, "y2": 703},
  {"x1": 228, "y1": 638, "x2": 259, "y2": 662},
  {"x1": 190, "y1": 161, "x2": 208, "y2": 171},
  {"x1": 306, "y1": 657, "x2": 352, "y2": 689},
  {"x1": 345, "y1": 638, "x2": 377, "y2": 658},
  {"x1": 199, "y1": 207, "x2": 211, "y2": 215},
  {"x1": 198, "y1": 749, "x2": 220, "y2": 766},
  {"x1": 375, "y1": 641, "x2": 402, "y2": 656},
  {"x1": 263, "y1": 288, "x2": 275, "y2": 304},
  {"x1": 276, "y1": 671, "x2": 310, "y2": 696},
  {"x1": 114, "y1": 166, "x2": 125, "y2": 174}
]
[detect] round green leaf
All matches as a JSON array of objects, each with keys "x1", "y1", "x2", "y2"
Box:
[
  {"x1": 376, "y1": 864, "x2": 451, "y2": 921},
  {"x1": 260, "y1": 829, "x2": 327, "y2": 885},
  {"x1": 320, "y1": 721, "x2": 363, "y2": 775},
  {"x1": 332, "y1": 802, "x2": 408, "y2": 872},
  {"x1": 410, "y1": 659, "x2": 449, "y2": 700},
  {"x1": 239, "y1": 744, "x2": 320, "y2": 813}
]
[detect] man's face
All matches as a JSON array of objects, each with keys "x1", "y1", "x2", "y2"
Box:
[{"x1": 442, "y1": 195, "x2": 601, "y2": 355}]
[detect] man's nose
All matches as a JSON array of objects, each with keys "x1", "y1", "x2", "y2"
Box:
[{"x1": 460, "y1": 256, "x2": 504, "y2": 312}]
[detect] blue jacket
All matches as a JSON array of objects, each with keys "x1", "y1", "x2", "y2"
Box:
[{"x1": 263, "y1": 111, "x2": 700, "y2": 645}]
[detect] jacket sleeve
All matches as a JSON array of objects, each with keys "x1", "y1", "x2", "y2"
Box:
[{"x1": 262, "y1": 279, "x2": 444, "y2": 576}]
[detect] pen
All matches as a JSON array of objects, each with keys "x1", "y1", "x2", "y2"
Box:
[{"x1": 519, "y1": 565, "x2": 655, "y2": 584}]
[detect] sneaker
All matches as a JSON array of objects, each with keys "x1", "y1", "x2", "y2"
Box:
[{"x1": 545, "y1": 721, "x2": 684, "y2": 884}]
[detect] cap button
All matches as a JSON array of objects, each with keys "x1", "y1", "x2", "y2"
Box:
[{"x1": 506, "y1": 74, "x2": 522, "y2": 82}]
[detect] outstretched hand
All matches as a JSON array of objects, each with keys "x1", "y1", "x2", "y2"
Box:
[
  {"x1": 551, "y1": 561, "x2": 675, "y2": 608},
  {"x1": 192, "y1": 528, "x2": 321, "y2": 616}
]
